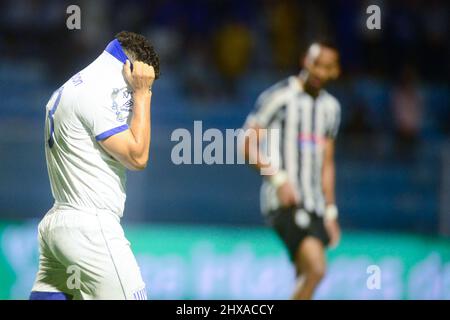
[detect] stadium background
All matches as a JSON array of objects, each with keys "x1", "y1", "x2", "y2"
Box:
[{"x1": 0, "y1": 0, "x2": 449, "y2": 299}]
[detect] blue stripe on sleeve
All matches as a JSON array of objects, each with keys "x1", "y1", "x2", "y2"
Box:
[{"x1": 95, "y1": 124, "x2": 129, "y2": 141}]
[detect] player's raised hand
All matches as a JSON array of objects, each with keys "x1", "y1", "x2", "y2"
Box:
[{"x1": 123, "y1": 60, "x2": 155, "y2": 93}]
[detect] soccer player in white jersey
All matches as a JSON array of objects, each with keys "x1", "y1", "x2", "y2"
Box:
[
  {"x1": 243, "y1": 41, "x2": 341, "y2": 299},
  {"x1": 29, "y1": 31, "x2": 160, "y2": 300}
]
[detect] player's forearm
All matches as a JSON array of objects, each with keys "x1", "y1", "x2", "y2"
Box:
[
  {"x1": 322, "y1": 161, "x2": 336, "y2": 205},
  {"x1": 243, "y1": 143, "x2": 264, "y2": 171},
  {"x1": 242, "y1": 124, "x2": 274, "y2": 173},
  {"x1": 243, "y1": 137, "x2": 274, "y2": 174},
  {"x1": 128, "y1": 90, "x2": 151, "y2": 168}
]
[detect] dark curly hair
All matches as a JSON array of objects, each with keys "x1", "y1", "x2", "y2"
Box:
[{"x1": 115, "y1": 31, "x2": 160, "y2": 79}]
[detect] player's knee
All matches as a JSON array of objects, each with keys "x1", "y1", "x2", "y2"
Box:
[{"x1": 306, "y1": 263, "x2": 326, "y2": 283}]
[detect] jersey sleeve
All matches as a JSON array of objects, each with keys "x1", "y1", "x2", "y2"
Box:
[
  {"x1": 326, "y1": 98, "x2": 341, "y2": 139},
  {"x1": 77, "y1": 87, "x2": 132, "y2": 141}
]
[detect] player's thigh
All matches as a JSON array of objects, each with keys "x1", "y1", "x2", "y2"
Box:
[
  {"x1": 270, "y1": 208, "x2": 304, "y2": 255},
  {"x1": 46, "y1": 210, "x2": 145, "y2": 300},
  {"x1": 100, "y1": 234, "x2": 146, "y2": 300},
  {"x1": 79, "y1": 212, "x2": 146, "y2": 300},
  {"x1": 32, "y1": 251, "x2": 72, "y2": 294},
  {"x1": 295, "y1": 236, "x2": 327, "y2": 279},
  {"x1": 31, "y1": 215, "x2": 75, "y2": 297}
]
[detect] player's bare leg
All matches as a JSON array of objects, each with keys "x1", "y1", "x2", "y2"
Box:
[{"x1": 291, "y1": 236, "x2": 326, "y2": 300}]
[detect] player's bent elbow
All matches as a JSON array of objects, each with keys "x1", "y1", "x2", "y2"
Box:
[
  {"x1": 135, "y1": 161, "x2": 148, "y2": 171},
  {"x1": 130, "y1": 155, "x2": 149, "y2": 171},
  {"x1": 128, "y1": 163, "x2": 147, "y2": 171}
]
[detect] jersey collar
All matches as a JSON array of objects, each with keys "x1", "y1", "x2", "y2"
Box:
[{"x1": 104, "y1": 39, "x2": 129, "y2": 64}]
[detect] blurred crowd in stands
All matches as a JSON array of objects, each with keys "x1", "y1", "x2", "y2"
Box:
[
  {"x1": 0, "y1": 0, "x2": 448, "y2": 230},
  {"x1": 0, "y1": 0, "x2": 448, "y2": 151}
]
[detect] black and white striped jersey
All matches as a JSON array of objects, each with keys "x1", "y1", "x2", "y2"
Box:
[{"x1": 245, "y1": 75, "x2": 341, "y2": 216}]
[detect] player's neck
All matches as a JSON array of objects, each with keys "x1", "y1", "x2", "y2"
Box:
[{"x1": 297, "y1": 74, "x2": 320, "y2": 99}]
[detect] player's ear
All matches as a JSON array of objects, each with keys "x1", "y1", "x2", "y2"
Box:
[
  {"x1": 330, "y1": 51, "x2": 341, "y2": 79},
  {"x1": 331, "y1": 64, "x2": 340, "y2": 80}
]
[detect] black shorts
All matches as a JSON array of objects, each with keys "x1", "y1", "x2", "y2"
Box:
[{"x1": 267, "y1": 206, "x2": 330, "y2": 262}]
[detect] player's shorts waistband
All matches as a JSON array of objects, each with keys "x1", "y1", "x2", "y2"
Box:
[{"x1": 50, "y1": 202, "x2": 121, "y2": 222}]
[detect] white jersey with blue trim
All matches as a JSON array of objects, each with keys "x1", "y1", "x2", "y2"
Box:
[{"x1": 44, "y1": 39, "x2": 132, "y2": 217}]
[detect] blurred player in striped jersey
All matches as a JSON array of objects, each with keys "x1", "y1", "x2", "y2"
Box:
[{"x1": 243, "y1": 41, "x2": 342, "y2": 299}]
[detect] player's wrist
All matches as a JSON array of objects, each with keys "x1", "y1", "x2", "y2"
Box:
[
  {"x1": 325, "y1": 204, "x2": 339, "y2": 221},
  {"x1": 132, "y1": 89, "x2": 152, "y2": 104},
  {"x1": 133, "y1": 88, "x2": 152, "y2": 96},
  {"x1": 268, "y1": 170, "x2": 289, "y2": 189}
]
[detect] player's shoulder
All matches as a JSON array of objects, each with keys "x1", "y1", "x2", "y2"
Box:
[
  {"x1": 261, "y1": 76, "x2": 294, "y2": 97},
  {"x1": 256, "y1": 76, "x2": 294, "y2": 106},
  {"x1": 73, "y1": 68, "x2": 120, "y2": 107},
  {"x1": 320, "y1": 89, "x2": 341, "y2": 112},
  {"x1": 262, "y1": 77, "x2": 292, "y2": 94},
  {"x1": 75, "y1": 53, "x2": 124, "y2": 89}
]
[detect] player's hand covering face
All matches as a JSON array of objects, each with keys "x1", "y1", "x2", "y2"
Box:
[{"x1": 123, "y1": 60, "x2": 155, "y2": 93}]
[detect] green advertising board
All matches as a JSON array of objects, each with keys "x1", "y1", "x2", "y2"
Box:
[{"x1": 0, "y1": 221, "x2": 449, "y2": 299}]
